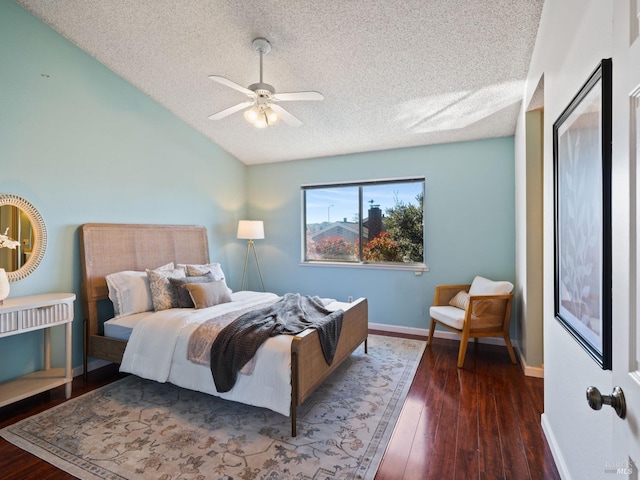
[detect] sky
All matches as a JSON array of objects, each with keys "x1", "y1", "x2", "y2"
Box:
[{"x1": 305, "y1": 181, "x2": 423, "y2": 225}]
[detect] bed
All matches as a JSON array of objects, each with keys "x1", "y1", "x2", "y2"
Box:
[{"x1": 79, "y1": 223, "x2": 368, "y2": 436}]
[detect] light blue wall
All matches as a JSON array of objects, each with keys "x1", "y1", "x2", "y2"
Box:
[
  {"x1": 246, "y1": 138, "x2": 516, "y2": 329},
  {"x1": 0, "y1": 0, "x2": 516, "y2": 385},
  {"x1": 0, "y1": 1, "x2": 247, "y2": 382}
]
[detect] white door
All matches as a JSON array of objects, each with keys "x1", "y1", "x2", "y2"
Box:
[{"x1": 603, "y1": 2, "x2": 640, "y2": 476}]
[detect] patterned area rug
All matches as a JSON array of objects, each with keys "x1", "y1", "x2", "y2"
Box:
[{"x1": 1, "y1": 335, "x2": 424, "y2": 480}]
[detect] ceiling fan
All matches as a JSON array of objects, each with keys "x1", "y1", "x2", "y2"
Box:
[{"x1": 208, "y1": 37, "x2": 324, "y2": 128}]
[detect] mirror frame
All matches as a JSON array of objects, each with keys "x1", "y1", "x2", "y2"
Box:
[{"x1": 0, "y1": 194, "x2": 47, "y2": 282}]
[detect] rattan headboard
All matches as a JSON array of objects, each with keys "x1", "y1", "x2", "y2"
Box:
[{"x1": 79, "y1": 223, "x2": 210, "y2": 315}]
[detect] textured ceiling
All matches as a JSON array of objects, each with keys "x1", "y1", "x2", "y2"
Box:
[{"x1": 17, "y1": 0, "x2": 544, "y2": 165}]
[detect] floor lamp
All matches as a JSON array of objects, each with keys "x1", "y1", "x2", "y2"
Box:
[{"x1": 237, "y1": 220, "x2": 265, "y2": 291}]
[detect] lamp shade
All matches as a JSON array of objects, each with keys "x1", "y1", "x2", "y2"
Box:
[{"x1": 237, "y1": 220, "x2": 264, "y2": 240}]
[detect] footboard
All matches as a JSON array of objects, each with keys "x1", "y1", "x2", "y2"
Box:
[{"x1": 290, "y1": 297, "x2": 368, "y2": 436}]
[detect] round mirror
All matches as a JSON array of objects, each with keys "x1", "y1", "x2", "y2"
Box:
[{"x1": 0, "y1": 194, "x2": 47, "y2": 282}]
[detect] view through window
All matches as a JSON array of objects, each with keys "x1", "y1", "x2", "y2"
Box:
[{"x1": 303, "y1": 178, "x2": 424, "y2": 265}]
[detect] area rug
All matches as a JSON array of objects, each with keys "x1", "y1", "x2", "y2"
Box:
[{"x1": 1, "y1": 334, "x2": 424, "y2": 480}]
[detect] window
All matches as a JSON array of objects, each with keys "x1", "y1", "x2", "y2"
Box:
[{"x1": 303, "y1": 177, "x2": 424, "y2": 265}]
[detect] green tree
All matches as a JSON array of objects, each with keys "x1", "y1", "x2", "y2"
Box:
[{"x1": 382, "y1": 194, "x2": 423, "y2": 262}]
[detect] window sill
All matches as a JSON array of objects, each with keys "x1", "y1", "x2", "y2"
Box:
[{"x1": 299, "y1": 261, "x2": 429, "y2": 272}]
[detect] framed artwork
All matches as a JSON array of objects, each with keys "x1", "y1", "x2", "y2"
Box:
[{"x1": 553, "y1": 58, "x2": 612, "y2": 369}]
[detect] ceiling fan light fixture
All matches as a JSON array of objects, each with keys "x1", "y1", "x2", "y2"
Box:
[
  {"x1": 208, "y1": 37, "x2": 323, "y2": 128},
  {"x1": 243, "y1": 105, "x2": 260, "y2": 123},
  {"x1": 251, "y1": 110, "x2": 268, "y2": 128},
  {"x1": 243, "y1": 104, "x2": 280, "y2": 128},
  {"x1": 265, "y1": 106, "x2": 280, "y2": 125}
]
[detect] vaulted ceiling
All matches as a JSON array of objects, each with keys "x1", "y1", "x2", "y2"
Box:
[{"x1": 17, "y1": 0, "x2": 544, "y2": 165}]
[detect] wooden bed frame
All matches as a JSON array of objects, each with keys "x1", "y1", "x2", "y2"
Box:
[{"x1": 79, "y1": 223, "x2": 368, "y2": 436}]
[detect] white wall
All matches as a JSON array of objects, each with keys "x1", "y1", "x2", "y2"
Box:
[{"x1": 515, "y1": 0, "x2": 615, "y2": 477}]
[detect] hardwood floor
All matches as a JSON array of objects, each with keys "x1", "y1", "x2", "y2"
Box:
[
  {"x1": 374, "y1": 333, "x2": 560, "y2": 480},
  {"x1": 0, "y1": 333, "x2": 559, "y2": 480}
]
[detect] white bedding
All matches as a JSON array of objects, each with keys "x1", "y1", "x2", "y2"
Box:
[{"x1": 119, "y1": 291, "x2": 349, "y2": 417}]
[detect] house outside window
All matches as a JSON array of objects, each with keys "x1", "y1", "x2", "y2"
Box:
[{"x1": 303, "y1": 177, "x2": 425, "y2": 267}]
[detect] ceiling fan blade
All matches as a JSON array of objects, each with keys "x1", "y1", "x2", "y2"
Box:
[
  {"x1": 269, "y1": 104, "x2": 303, "y2": 127},
  {"x1": 208, "y1": 75, "x2": 255, "y2": 96},
  {"x1": 208, "y1": 101, "x2": 254, "y2": 120},
  {"x1": 273, "y1": 91, "x2": 324, "y2": 102}
]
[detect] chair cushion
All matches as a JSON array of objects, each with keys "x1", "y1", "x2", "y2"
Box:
[
  {"x1": 468, "y1": 276, "x2": 514, "y2": 296},
  {"x1": 430, "y1": 305, "x2": 466, "y2": 330}
]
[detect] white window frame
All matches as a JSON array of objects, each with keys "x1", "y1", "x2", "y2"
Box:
[{"x1": 301, "y1": 176, "x2": 428, "y2": 271}]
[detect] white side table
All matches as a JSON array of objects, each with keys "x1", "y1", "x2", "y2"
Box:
[{"x1": 0, "y1": 293, "x2": 75, "y2": 407}]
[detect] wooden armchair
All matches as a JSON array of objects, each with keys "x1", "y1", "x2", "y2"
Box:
[{"x1": 427, "y1": 277, "x2": 516, "y2": 368}]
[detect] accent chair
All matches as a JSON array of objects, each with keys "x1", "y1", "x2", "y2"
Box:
[{"x1": 427, "y1": 276, "x2": 516, "y2": 368}]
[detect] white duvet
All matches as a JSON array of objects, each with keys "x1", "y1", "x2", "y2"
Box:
[
  {"x1": 120, "y1": 291, "x2": 349, "y2": 417},
  {"x1": 120, "y1": 291, "x2": 298, "y2": 415}
]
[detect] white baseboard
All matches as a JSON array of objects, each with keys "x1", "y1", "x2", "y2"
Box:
[
  {"x1": 369, "y1": 322, "x2": 430, "y2": 338},
  {"x1": 369, "y1": 322, "x2": 544, "y2": 378},
  {"x1": 369, "y1": 322, "x2": 513, "y2": 346},
  {"x1": 542, "y1": 413, "x2": 571, "y2": 479}
]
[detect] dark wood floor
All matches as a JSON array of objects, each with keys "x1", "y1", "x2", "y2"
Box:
[
  {"x1": 0, "y1": 333, "x2": 559, "y2": 480},
  {"x1": 374, "y1": 333, "x2": 560, "y2": 480}
]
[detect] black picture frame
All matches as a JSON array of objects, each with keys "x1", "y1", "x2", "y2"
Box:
[{"x1": 553, "y1": 59, "x2": 612, "y2": 370}]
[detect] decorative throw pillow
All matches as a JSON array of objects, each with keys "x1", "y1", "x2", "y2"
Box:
[
  {"x1": 182, "y1": 263, "x2": 233, "y2": 294},
  {"x1": 106, "y1": 262, "x2": 174, "y2": 317},
  {"x1": 169, "y1": 272, "x2": 215, "y2": 308},
  {"x1": 181, "y1": 263, "x2": 225, "y2": 280},
  {"x1": 186, "y1": 280, "x2": 232, "y2": 309},
  {"x1": 449, "y1": 291, "x2": 470, "y2": 310},
  {"x1": 146, "y1": 267, "x2": 186, "y2": 311}
]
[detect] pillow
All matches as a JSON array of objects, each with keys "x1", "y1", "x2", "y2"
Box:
[
  {"x1": 169, "y1": 272, "x2": 215, "y2": 308},
  {"x1": 468, "y1": 276, "x2": 514, "y2": 296},
  {"x1": 146, "y1": 267, "x2": 186, "y2": 311},
  {"x1": 180, "y1": 263, "x2": 226, "y2": 280},
  {"x1": 106, "y1": 262, "x2": 174, "y2": 317},
  {"x1": 181, "y1": 263, "x2": 233, "y2": 294},
  {"x1": 449, "y1": 291, "x2": 470, "y2": 310},
  {"x1": 186, "y1": 280, "x2": 232, "y2": 309}
]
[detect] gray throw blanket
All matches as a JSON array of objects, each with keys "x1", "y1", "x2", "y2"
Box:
[{"x1": 210, "y1": 293, "x2": 344, "y2": 393}]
